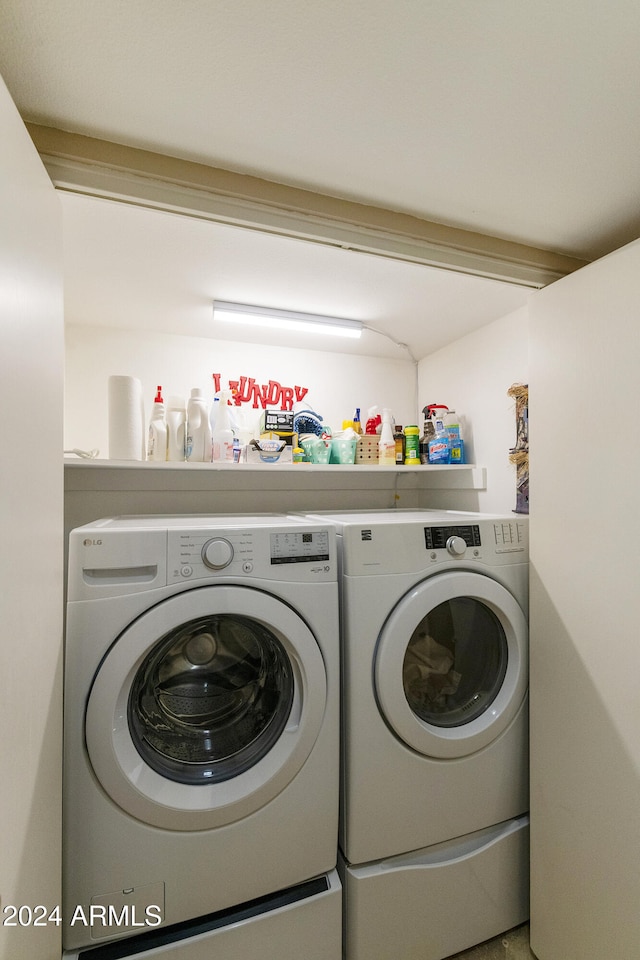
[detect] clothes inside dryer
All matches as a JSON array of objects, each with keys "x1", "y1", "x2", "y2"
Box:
[
  {"x1": 403, "y1": 597, "x2": 508, "y2": 727},
  {"x1": 129, "y1": 613, "x2": 295, "y2": 784}
]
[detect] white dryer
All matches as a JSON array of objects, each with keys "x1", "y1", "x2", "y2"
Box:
[
  {"x1": 63, "y1": 515, "x2": 340, "y2": 955},
  {"x1": 306, "y1": 509, "x2": 529, "y2": 960}
]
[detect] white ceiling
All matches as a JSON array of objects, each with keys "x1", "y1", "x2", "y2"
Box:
[
  {"x1": 59, "y1": 192, "x2": 532, "y2": 360},
  {"x1": 2, "y1": 0, "x2": 640, "y2": 358}
]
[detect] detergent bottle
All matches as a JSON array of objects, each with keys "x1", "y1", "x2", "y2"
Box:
[
  {"x1": 186, "y1": 388, "x2": 212, "y2": 462},
  {"x1": 147, "y1": 386, "x2": 167, "y2": 461},
  {"x1": 166, "y1": 396, "x2": 186, "y2": 461},
  {"x1": 378, "y1": 409, "x2": 396, "y2": 465},
  {"x1": 211, "y1": 390, "x2": 235, "y2": 462},
  {"x1": 443, "y1": 409, "x2": 465, "y2": 464}
]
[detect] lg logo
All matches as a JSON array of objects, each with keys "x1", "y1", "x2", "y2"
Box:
[{"x1": 83, "y1": 539, "x2": 103, "y2": 546}]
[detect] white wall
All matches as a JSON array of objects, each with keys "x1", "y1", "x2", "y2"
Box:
[
  {"x1": 529, "y1": 238, "x2": 640, "y2": 960},
  {"x1": 417, "y1": 305, "x2": 529, "y2": 513},
  {"x1": 65, "y1": 324, "x2": 418, "y2": 457},
  {"x1": 0, "y1": 79, "x2": 63, "y2": 959}
]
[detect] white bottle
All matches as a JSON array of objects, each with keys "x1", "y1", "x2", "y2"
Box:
[
  {"x1": 186, "y1": 388, "x2": 212, "y2": 462},
  {"x1": 378, "y1": 408, "x2": 396, "y2": 465},
  {"x1": 166, "y1": 396, "x2": 186, "y2": 461},
  {"x1": 211, "y1": 390, "x2": 235, "y2": 462},
  {"x1": 147, "y1": 385, "x2": 167, "y2": 461}
]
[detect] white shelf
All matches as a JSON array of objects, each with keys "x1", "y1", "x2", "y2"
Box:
[{"x1": 64, "y1": 459, "x2": 486, "y2": 492}]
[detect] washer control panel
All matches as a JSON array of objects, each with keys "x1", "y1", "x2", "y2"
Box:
[
  {"x1": 167, "y1": 525, "x2": 335, "y2": 584},
  {"x1": 270, "y1": 530, "x2": 330, "y2": 565}
]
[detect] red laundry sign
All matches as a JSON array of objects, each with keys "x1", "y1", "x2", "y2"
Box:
[{"x1": 212, "y1": 374, "x2": 309, "y2": 411}]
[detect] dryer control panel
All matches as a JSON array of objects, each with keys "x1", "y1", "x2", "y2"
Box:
[
  {"x1": 334, "y1": 515, "x2": 528, "y2": 577},
  {"x1": 424, "y1": 524, "x2": 482, "y2": 551}
]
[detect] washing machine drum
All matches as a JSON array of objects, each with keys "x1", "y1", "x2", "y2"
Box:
[
  {"x1": 375, "y1": 571, "x2": 528, "y2": 759},
  {"x1": 85, "y1": 585, "x2": 327, "y2": 831}
]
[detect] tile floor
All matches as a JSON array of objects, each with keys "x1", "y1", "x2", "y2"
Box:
[{"x1": 450, "y1": 923, "x2": 536, "y2": 959}]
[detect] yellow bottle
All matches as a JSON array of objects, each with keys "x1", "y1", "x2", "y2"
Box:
[{"x1": 404, "y1": 425, "x2": 421, "y2": 465}]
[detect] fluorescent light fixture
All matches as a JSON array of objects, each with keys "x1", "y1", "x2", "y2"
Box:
[{"x1": 213, "y1": 300, "x2": 363, "y2": 339}]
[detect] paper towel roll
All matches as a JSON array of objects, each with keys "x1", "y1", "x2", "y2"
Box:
[{"x1": 108, "y1": 376, "x2": 146, "y2": 460}]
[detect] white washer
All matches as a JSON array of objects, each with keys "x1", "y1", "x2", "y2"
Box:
[
  {"x1": 306, "y1": 509, "x2": 529, "y2": 960},
  {"x1": 63, "y1": 515, "x2": 340, "y2": 955}
]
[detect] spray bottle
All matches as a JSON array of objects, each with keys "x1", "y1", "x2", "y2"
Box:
[
  {"x1": 427, "y1": 410, "x2": 451, "y2": 464},
  {"x1": 147, "y1": 386, "x2": 167, "y2": 461},
  {"x1": 419, "y1": 406, "x2": 435, "y2": 464},
  {"x1": 365, "y1": 406, "x2": 382, "y2": 435}
]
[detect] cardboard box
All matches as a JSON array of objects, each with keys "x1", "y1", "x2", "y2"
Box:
[{"x1": 243, "y1": 438, "x2": 293, "y2": 464}]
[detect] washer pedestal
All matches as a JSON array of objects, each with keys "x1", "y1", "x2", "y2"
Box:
[{"x1": 62, "y1": 870, "x2": 342, "y2": 959}]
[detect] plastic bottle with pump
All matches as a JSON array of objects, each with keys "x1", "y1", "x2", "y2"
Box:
[
  {"x1": 147, "y1": 386, "x2": 167, "y2": 461},
  {"x1": 211, "y1": 390, "x2": 235, "y2": 462},
  {"x1": 378, "y1": 409, "x2": 396, "y2": 465},
  {"x1": 186, "y1": 388, "x2": 212, "y2": 462}
]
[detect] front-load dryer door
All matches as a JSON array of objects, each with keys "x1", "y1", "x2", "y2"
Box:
[
  {"x1": 85, "y1": 585, "x2": 327, "y2": 830},
  {"x1": 375, "y1": 572, "x2": 527, "y2": 758}
]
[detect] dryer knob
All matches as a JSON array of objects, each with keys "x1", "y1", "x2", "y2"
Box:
[
  {"x1": 446, "y1": 535, "x2": 467, "y2": 557},
  {"x1": 202, "y1": 538, "x2": 234, "y2": 569}
]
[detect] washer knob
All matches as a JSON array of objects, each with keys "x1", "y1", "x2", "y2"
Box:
[
  {"x1": 446, "y1": 535, "x2": 467, "y2": 557},
  {"x1": 202, "y1": 538, "x2": 234, "y2": 569}
]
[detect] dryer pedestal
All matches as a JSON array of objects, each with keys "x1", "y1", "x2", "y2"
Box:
[{"x1": 340, "y1": 817, "x2": 529, "y2": 960}]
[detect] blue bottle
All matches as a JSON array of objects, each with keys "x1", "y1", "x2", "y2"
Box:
[{"x1": 427, "y1": 415, "x2": 451, "y2": 464}]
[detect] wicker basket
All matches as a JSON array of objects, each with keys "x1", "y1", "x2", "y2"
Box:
[{"x1": 355, "y1": 434, "x2": 379, "y2": 464}]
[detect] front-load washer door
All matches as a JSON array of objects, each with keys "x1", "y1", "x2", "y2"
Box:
[
  {"x1": 375, "y1": 571, "x2": 527, "y2": 759},
  {"x1": 85, "y1": 585, "x2": 327, "y2": 830}
]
